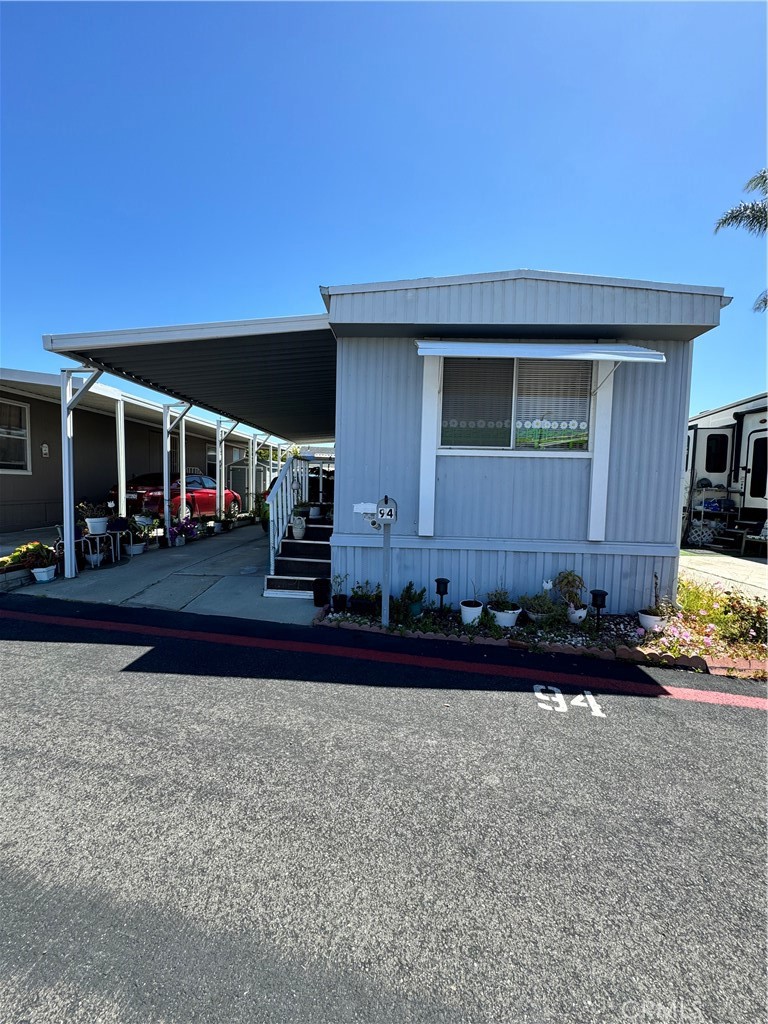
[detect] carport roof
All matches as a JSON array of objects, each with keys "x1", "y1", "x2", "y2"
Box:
[{"x1": 44, "y1": 313, "x2": 337, "y2": 444}]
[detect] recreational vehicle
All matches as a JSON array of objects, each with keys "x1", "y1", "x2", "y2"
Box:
[{"x1": 683, "y1": 393, "x2": 767, "y2": 548}]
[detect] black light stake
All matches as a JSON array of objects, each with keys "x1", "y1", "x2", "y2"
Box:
[
  {"x1": 435, "y1": 577, "x2": 449, "y2": 616},
  {"x1": 590, "y1": 589, "x2": 608, "y2": 632}
]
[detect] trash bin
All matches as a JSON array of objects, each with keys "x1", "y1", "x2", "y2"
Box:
[{"x1": 313, "y1": 577, "x2": 331, "y2": 607}]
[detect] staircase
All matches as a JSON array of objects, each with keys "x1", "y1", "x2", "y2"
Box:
[{"x1": 263, "y1": 519, "x2": 332, "y2": 598}]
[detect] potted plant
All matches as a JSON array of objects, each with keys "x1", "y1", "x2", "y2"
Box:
[
  {"x1": 400, "y1": 580, "x2": 427, "y2": 619},
  {"x1": 350, "y1": 580, "x2": 377, "y2": 617},
  {"x1": 638, "y1": 572, "x2": 668, "y2": 631},
  {"x1": 519, "y1": 586, "x2": 555, "y2": 623},
  {"x1": 291, "y1": 515, "x2": 306, "y2": 541},
  {"x1": 84, "y1": 534, "x2": 111, "y2": 567},
  {"x1": 460, "y1": 581, "x2": 483, "y2": 626},
  {"x1": 331, "y1": 573, "x2": 349, "y2": 613},
  {"x1": 552, "y1": 569, "x2": 588, "y2": 624},
  {"x1": 77, "y1": 499, "x2": 113, "y2": 536},
  {"x1": 125, "y1": 517, "x2": 148, "y2": 555},
  {"x1": 486, "y1": 586, "x2": 522, "y2": 628},
  {"x1": 19, "y1": 542, "x2": 60, "y2": 582}
]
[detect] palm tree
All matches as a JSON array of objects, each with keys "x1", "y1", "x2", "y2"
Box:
[{"x1": 714, "y1": 169, "x2": 767, "y2": 312}]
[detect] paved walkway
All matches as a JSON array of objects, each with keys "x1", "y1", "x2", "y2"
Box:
[
  {"x1": 679, "y1": 547, "x2": 768, "y2": 601},
  {"x1": 0, "y1": 523, "x2": 318, "y2": 626}
]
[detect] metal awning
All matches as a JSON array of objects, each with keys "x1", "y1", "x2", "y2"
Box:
[
  {"x1": 44, "y1": 313, "x2": 337, "y2": 444},
  {"x1": 415, "y1": 340, "x2": 666, "y2": 362}
]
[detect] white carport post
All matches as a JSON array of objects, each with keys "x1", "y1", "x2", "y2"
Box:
[
  {"x1": 248, "y1": 436, "x2": 256, "y2": 514},
  {"x1": 215, "y1": 419, "x2": 239, "y2": 518},
  {"x1": 162, "y1": 403, "x2": 191, "y2": 539},
  {"x1": 60, "y1": 367, "x2": 103, "y2": 579},
  {"x1": 115, "y1": 398, "x2": 126, "y2": 517}
]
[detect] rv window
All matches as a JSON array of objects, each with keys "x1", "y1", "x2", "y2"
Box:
[
  {"x1": 705, "y1": 433, "x2": 729, "y2": 474},
  {"x1": 441, "y1": 358, "x2": 592, "y2": 451},
  {"x1": 750, "y1": 438, "x2": 767, "y2": 499}
]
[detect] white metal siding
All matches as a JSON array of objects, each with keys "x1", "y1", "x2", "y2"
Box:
[
  {"x1": 330, "y1": 278, "x2": 722, "y2": 327},
  {"x1": 605, "y1": 340, "x2": 692, "y2": 544}
]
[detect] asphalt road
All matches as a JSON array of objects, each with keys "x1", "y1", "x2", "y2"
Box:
[{"x1": 0, "y1": 595, "x2": 766, "y2": 1024}]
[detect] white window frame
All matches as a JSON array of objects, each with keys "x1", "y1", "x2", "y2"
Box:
[
  {"x1": 418, "y1": 356, "x2": 616, "y2": 541},
  {"x1": 0, "y1": 398, "x2": 32, "y2": 475},
  {"x1": 438, "y1": 357, "x2": 595, "y2": 457}
]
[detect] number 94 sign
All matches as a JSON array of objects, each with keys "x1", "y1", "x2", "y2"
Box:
[
  {"x1": 376, "y1": 496, "x2": 397, "y2": 523},
  {"x1": 533, "y1": 685, "x2": 606, "y2": 718}
]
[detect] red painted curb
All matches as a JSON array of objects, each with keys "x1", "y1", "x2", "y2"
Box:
[{"x1": 1, "y1": 607, "x2": 766, "y2": 712}]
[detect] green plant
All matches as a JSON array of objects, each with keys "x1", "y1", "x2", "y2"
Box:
[
  {"x1": 351, "y1": 579, "x2": 377, "y2": 600},
  {"x1": 76, "y1": 499, "x2": 112, "y2": 519},
  {"x1": 0, "y1": 541, "x2": 58, "y2": 570},
  {"x1": 486, "y1": 586, "x2": 519, "y2": 612},
  {"x1": 552, "y1": 569, "x2": 586, "y2": 609},
  {"x1": 332, "y1": 572, "x2": 348, "y2": 596},
  {"x1": 642, "y1": 572, "x2": 668, "y2": 616},
  {"x1": 400, "y1": 581, "x2": 426, "y2": 604},
  {"x1": 519, "y1": 591, "x2": 554, "y2": 614}
]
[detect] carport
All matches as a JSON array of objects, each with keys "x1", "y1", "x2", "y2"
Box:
[{"x1": 44, "y1": 313, "x2": 337, "y2": 578}]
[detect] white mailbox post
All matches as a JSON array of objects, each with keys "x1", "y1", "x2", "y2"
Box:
[{"x1": 353, "y1": 495, "x2": 398, "y2": 627}]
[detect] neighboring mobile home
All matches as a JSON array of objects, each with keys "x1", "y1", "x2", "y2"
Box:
[
  {"x1": 0, "y1": 368, "x2": 265, "y2": 531},
  {"x1": 42, "y1": 269, "x2": 730, "y2": 611}
]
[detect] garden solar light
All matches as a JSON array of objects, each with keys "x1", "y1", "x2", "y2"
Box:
[
  {"x1": 590, "y1": 589, "x2": 608, "y2": 631},
  {"x1": 435, "y1": 577, "x2": 449, "y2": 614}
]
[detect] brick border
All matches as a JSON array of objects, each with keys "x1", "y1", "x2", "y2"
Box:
[{"x1": 314, "y1": 607, "x2": 766, "y2": 680}]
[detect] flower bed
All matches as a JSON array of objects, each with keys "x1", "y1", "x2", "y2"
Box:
[{"x1": 317, "y1": 573, "x2": 767, "y2": 681}]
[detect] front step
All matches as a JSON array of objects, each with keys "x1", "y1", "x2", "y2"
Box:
[
  {"x1": 275, "y1": 555, "x2": 331, "y2": 577},
  {"x1": 280, "y1": 539, "x2": 331, "y2": 559},
  {"x1": 263, "y1": 574, "x2": 316, "y2": 599}
]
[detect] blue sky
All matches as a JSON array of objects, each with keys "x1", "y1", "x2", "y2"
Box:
[{"x1": 2, "y1": 1, "x2": 765, "y2": 418}]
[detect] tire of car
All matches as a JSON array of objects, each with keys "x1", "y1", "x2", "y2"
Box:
[
  {"x1": 228, "y1": 500, "x2": 240, "y2": 518},
  {"x1": 183, "y1": 503, "x2": 195, "y2": 520}
]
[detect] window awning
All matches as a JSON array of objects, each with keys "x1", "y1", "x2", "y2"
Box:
[{"x1": 415, "y1": 340, "x2": 666, "y2": 363}]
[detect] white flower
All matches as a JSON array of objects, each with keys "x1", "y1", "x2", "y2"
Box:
[
  {"x1": 459, "y1": 420, "x2": 466, "y2": 428},
  {"x1": 468, "y1": 421, "x2": 476, "y2": 428},
  {"x1": 477, "y1": 419, "x2": 486, "y2": 428},
  {"x1": 524, "y1": 420, "x2": 532, "y2": 429},
  {"x1": 542, "y1": 419, "x2": 551, "y2": 429},
  {"x1": 542, "y1": 579, "x2": 553, "y2": 591},
  {"x1": 532, "y1": 419, "x2": 541, "y2": 429},
  {"x1": 579, "y1": 421, "x2": 587, "y2": 430},
  {"x1": 569, "y1": 419, "x2": 578, "y2": 429},
  {"x1": 516, "y1": 420, "x2": 523, "y2": 429},
  {"x1": 449, "y1": 419, "x2": 458, "y2": 427},
  {"x1": 560, "y1": 421, "x2": 568, "y2": 429}
]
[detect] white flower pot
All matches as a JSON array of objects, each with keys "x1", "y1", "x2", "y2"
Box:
[
  {"x1": 309, "y1": 505, "x2": 321, "y2": 519},
  {"x1": 638, "y1": 611, "x2": 666, "y2": 632},
  {"x1": 489, "y1": 606, "x2": 521, "y2": 628},
  {"x1": 460, "y1": 600, "x2": 483, "y2": 625},
  {"x1": 85, "y1": 517, "x2": 109, "y2": 535},
  {"x1": 85, "y1": 552, "x2": 104, "y2": 568},
  {"x1": 213, "y1": 522, "x2": 223, "y2": 534},
  {"x1": 31, "y1": 566, "x2": 56, "y2": 582},
  {"x1": 127, "y1": 542, "x2": 146, "y2": 555},
  {"x1": 292, "y1": 516, "x2": 306, "y2": 540},
  {"x1": 525, "y1": 609, "x2": 548, "y2": 622},
  {"x1": 567, "y1": 606, "x2": 588, "y2": 625}
]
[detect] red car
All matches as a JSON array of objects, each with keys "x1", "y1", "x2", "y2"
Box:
[
  {"x1": 140, "y1": 474, "x2": 241, "y2": 519},
  {"x1": 108, "y1": 473, "x2": 165, "y2": 515}
]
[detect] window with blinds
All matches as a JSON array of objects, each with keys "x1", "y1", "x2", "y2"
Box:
[
  {"x1": 514, "y1": 360, "x2": 592, "y2": 451},
  {"x1": 441, "y1": 358, "x2": 514, "y2": 447},
  {"x1": 440, "y1": 358, "x2": 592, "y2": 451},
  {"x1": 0, "y1": 399, "x2": 30, "y2": 471}
]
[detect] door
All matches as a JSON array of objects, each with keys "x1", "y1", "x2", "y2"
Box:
[{"x1": 745, "y1": 432, "x2": 767, "y2": 514}]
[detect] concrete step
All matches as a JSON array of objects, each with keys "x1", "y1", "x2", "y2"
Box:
[
  {"x1": 280, "y1": 539, "x2": 331, "y2": 559},
  {"x1": 275, "y1": 555, "x2": 331, "y2": 577},
  {"x1": 263, "y1": 574, "x2": 315, "y2": 599}
]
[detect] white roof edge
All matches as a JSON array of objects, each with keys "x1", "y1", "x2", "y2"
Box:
[
  {"x1": 324, "y1": 268, "x2": 727, "y2": 299},
  {"x1": 414, "y1": 341, "x2": 666, "y2": 363},
  {"x1": 42, "y1": 312, "x2": 331, "y2": 351},
  {"x1": 0, "y1": 367, "x2": 258, "y2": 440}
]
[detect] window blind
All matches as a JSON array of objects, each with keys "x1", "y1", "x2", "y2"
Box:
[
  {"x1": 441, "y1": 359, "x2": 514, "y2": 447},
  {"x1": 514, "y1": 360, "x2": 592, "y2": 451}
]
